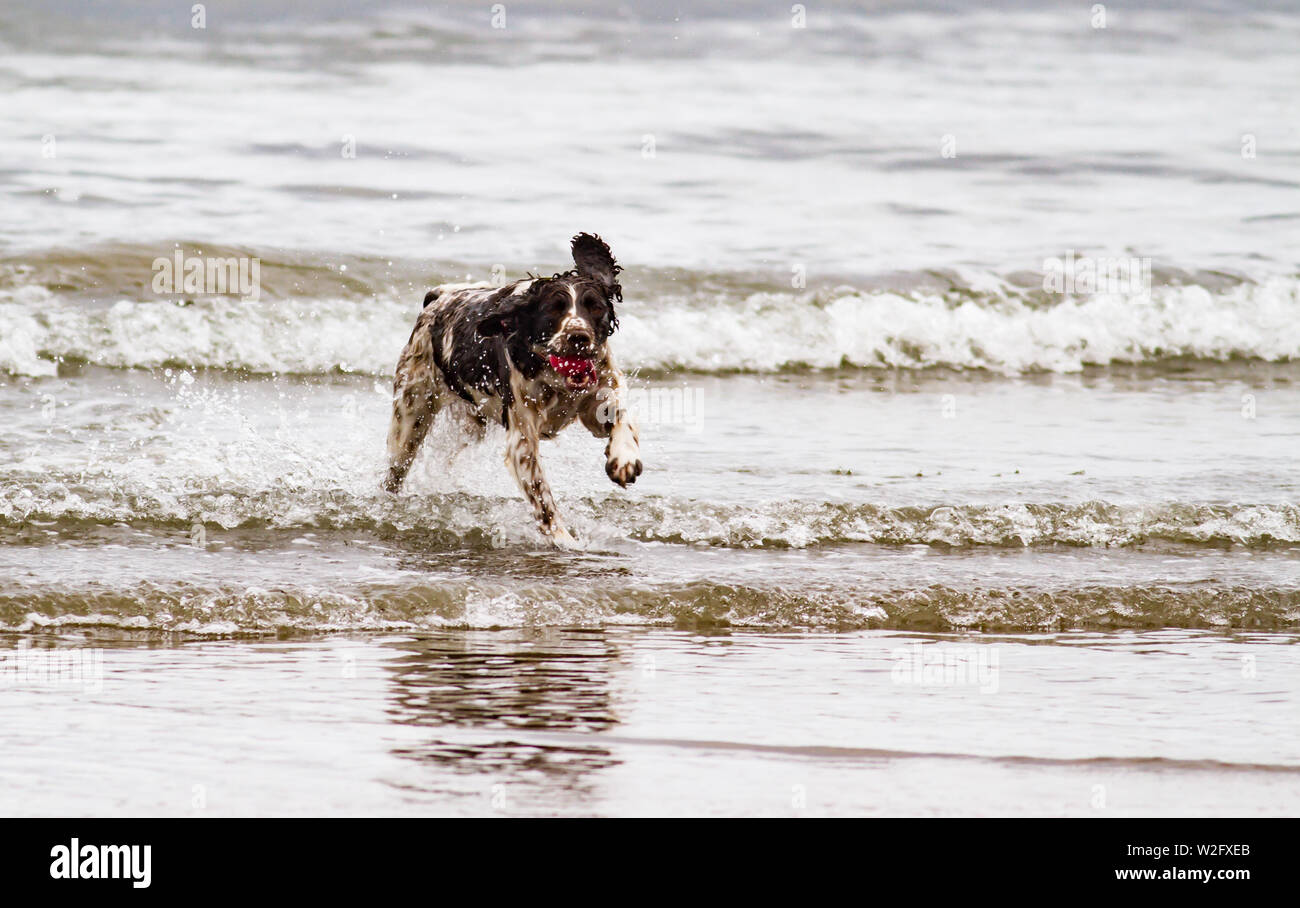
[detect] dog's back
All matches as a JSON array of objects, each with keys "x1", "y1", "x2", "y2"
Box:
[{"x1": 422, "y1": 281, "x2": 495, "y2": 309}]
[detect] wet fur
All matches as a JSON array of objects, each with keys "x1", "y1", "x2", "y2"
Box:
[{"x1": 383, "y1": 234, "x2": 642, "y2": 547}]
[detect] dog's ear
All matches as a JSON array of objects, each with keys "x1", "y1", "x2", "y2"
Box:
[
  {"x1": 571, "y1": 233, "x2": 621, "y2": 298},
  {"x1": 475, "y1": 283, "x2": 536, "y2": 337},
  {"x1": 475, "y1": 313, "x2": 512, "y2": 337}
]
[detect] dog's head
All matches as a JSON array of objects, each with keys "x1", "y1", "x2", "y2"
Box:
[{"x1": 477, "y1": 233, "x2": 622, "y2": 392}]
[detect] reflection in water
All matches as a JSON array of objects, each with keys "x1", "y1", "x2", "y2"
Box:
[{"x1": 383, "y1": 631, "x2": 623, "y2": 794}]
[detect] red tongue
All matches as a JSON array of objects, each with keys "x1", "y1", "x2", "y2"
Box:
[{"x1": 548, "y1": 355, "x2": 596, "y2": 381}]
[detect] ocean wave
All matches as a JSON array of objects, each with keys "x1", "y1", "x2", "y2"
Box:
[
  {"x1": 619, "y1": 276, "x2": 1300, "y2": 374},
  {"x1": 3, "y1": 581, "x2": 1296, "y2": 636},
  {"x1": 3, "y1": 483, "x2": 1299, "y2": 550},
  {"x1": 3, "y1": 256, "x2": 1298, "y2": 376}
]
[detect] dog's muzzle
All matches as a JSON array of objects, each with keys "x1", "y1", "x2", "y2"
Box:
[{"x1": 548, "y1": 354, "x2": 597, "y2": 391}]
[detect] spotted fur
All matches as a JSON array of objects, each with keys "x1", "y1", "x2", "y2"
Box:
[{"x1": 383, "y1": 233, "x2": 642, "y2": 547}]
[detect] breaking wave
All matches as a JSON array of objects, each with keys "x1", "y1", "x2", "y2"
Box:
[
  {"x1": 2, "y1": 248, "x2": 1299, "y2": 377},
  {"x1": 4, "y1": 581, "x2": 1297, "y2": 637},
  {"x1": 3, "y1": 480, "x2": 1300, "y2": 550}
]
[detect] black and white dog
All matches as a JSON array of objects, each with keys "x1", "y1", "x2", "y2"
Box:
[{"x1": 383, "y1": 233, "x2": 641, "y2": 547}]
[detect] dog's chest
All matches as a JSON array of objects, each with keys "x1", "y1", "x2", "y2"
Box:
[{"x1": 518, "y1": 377, "x2": 591, "y2": 439}]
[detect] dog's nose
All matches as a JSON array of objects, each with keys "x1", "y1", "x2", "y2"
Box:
[{"x1": 565, "y1": 329, "x2": 594, "y2": 353}]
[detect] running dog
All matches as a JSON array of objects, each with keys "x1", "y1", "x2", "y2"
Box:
[{"x1": 383, "y1": 233, "x2": 641, "y2": 547}]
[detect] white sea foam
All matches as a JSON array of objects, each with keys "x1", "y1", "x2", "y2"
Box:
[
  {"x1": 3, "y1": 477, "x2": 1299, "y2": 550},
  {"x1": 622, "y1": 278, "x2": 1300, "y2": 374},
  {"x1": 4, "y1": 277, "x2": 1299, "y2": 377}
]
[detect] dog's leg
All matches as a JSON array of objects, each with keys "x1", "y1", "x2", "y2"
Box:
[
  {"x1": 504, "y1": 405, "x2": 579, "y2": 549},
  {"x1": 383, "y1": 329, "x2": 439, "y2": 493},
  {"x1": 581, "y1": 363, "x2": 642, "y2": 487},
  {"x1": 450, "y1": 404, "x2": 488, "y2": 448}
]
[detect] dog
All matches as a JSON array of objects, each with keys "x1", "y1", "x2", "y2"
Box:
[{"x1": 382, "y1": 233, "x2": 641, "y2": 548}]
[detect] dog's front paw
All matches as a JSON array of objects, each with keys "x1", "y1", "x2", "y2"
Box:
[
  {"x1": 606, "y1": 453, "x2": 643, "y2": 487},
  {"x1": 549, "y1": 525, "x2": 584, "y2": 550}
]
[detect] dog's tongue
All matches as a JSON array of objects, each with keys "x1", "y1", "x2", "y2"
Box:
[{"x1": 548, "y1": 355, "x2": 596, "y2": 382}]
